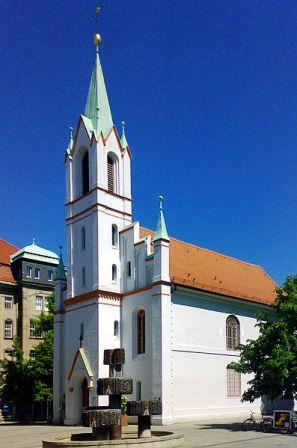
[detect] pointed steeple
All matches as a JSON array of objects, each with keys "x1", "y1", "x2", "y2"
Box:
[
  {"x1": 120, "y1": 121, "x2": 129, "y2": 150},
  {"x1": 153, "y1": 196, "x2": 169, "y2": 241},
  {"x1": 55, "y1": 246, "x2": 67, "y2": 281},
  {"x1": 82, "y1": 36, "x2": 113, "y2": 140}
]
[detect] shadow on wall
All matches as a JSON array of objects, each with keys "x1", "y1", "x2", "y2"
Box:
[{"x1": 261, "y1": 396, "x2": 295, "y2": 414}]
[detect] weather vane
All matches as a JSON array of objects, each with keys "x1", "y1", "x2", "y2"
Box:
[{"x1": 92, "y1": 3, "x2": 105, "y2": 47}]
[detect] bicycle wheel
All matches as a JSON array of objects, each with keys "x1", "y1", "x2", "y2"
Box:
[{"x1": 242, "y1": 418, "x2": 256, "y2": 431}]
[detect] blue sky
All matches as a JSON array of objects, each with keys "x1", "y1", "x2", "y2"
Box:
[{"x1": 0, "y1": 0, "x2": 296, "y2": 284}]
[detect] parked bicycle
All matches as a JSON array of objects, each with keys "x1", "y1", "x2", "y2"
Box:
[{"x1": 242, "y1": 411, "x2": 273, "y2": 432}]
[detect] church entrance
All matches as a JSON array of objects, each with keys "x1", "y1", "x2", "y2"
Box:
[{"x1": 81, "y1": 377, "x2": 89, "y2": 425}]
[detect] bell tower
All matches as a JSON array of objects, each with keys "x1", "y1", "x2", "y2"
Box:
[{"x1": 65, "y1": 32, "x2": 132, "y2": 300}]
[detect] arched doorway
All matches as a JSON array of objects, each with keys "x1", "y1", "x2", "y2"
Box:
[{"x1": 81, "y1": 378, "x2": 89, "y2": 425}]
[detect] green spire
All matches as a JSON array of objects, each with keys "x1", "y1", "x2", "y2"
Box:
[
  {"x1": 153, "y1": 196, "x2": 169, "y2": 241},
  {"x1": 120, "y1": 121, "x2": 129, "y2": 150},
  {"x1": 83, "y1": 47, "x2": 113, "y2": 140},
  {"x1": 55, "y1": 246, "x2": 67, "y2": 281}
]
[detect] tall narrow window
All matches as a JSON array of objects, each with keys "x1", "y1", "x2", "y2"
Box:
[
  {"x1": 112, "y1": 264, "x2": 117, "y2": 282},
  {"x1": 137, "y1": 309, "x2": 145, "y2": 354},
  {"x1": 107, "y1": 155, "x2": 114, "y2": 192},
  {"x1": 44, "y1": 297, "x2": 49, "y2": 311},
  {"x1": 48, "y1": 270, "x2": 53, "y2": 281},
  {"x1": 114, "y1": 320, "x2": 119, "y2": 337},
  {"x1": 81, "y1": 226, "x2": 86, "y2": 250},
  {"x1": 112, "y1": 224, "x2": 118, "y2": 247},
  {"x1": 35, "y1": 268, "x2": 40, "y2": 279},
  {"x1": 35, "y1": 296, "x2": 42, "y2": 311},
  {"x1": 226, "y1": 315, "x2": 240, "y2": 350},
  {"x1": 127, "y1": 261, "x2": 132, "y2": 277},
  {"x1": 4, "y1": 320, "x2": 13, "y2": 339},
  {"x1": 82, "y1": 267, "x2": 86, "y2": 286},
  {"x1": 227, "y1": 367, "x2": 241, "y2": 397},
  {"x1": 4, "y1": 297, "x2": 13, "y2": 309},
  {"x1": 26, "y1": 266, "x2": 32, "y2": 278},
  {"x1": 82, "y1": 151, "x2": 89, "y2": 195}
]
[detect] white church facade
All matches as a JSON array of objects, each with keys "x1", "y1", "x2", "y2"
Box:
[{"x1": 53, "y1": 34, "x2": 277, "y2": 425}]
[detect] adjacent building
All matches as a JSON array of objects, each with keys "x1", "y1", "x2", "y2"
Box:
[
  {"x1": 53, "y1": 34, "x2": 277, "y2": 424},
  {"x1": 0, "y1": 239, "x2": 58, "y2": 360}
]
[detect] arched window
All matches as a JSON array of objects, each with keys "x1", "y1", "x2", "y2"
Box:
[
  {"x1": 82, "y1": 151, "x2": 89, "y2": 195},
  {"x1": 137, "y1": 309, "x2": 145, "y2": 354},
  {"x1": 81, "y1": 226, "x2": 86, "y2": 250},
  {"x1": 226, "y1": 315, "x2": 240, "y2": 350},
  {"x1": 107, "y1": 153, "x2": 118, "y2": 194},
  {"x1": 4, "y1": 320, "x2": 13, "y2": 339},
  {"x1": 112, "y1": 224, "x2": 118, "y2": 247},
  {"x1": 112, "y1": 264, "x2": 117, "y2": 282}
]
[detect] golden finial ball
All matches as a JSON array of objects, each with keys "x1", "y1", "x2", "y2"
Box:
[{"x1": 94, "y1": 33, "x2": 102, "y2": 46}]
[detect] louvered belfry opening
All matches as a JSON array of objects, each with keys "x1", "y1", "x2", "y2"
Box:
[
  {"x1": 82, "y1": 151, "x2": 89, "y2": 195},
  {"x1": 107, "y1": 156, "x2": 114, "y2": 192}
]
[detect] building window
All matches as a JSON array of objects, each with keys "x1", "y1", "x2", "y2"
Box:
[
  {"x1": 226, "y1": 315, "x2": 240, "y2": 350},
  {"x1": 35, "y1": 296, "x2": 42, "y2": 311},
  {"x1": 44, "y1": 297, "x2": 49, "y2": 311},
  {"x1": 4, "y1": 320, "x2": 13, "y2": 339},
  {"x1": 82, "y1": 267, "x2": 86, "y2": 286},
  {"x1": 112, "y1": 224, "x2": 118, "y2": 247},
  {"x1": 48, "y1": 270, "x2": 53, "y2": 281},
  {"x1": 35, "y1": 268, "x2": 40, "y2": 279},
  {"x1": 112, "y1": 264, "x2": 117, "y2": 282},
  {"x1": 107, "y1": 153, "x2": 118, "y2": 194},
  {"x1": 127, "y1": 261, "x2": 132, "y2": 277},
  {"x1": 136, "y1": 309, "x2": 145, "y2": 354},
  {"x1": 227, "y1": 367, "x2": 241, "y2": 397},
  {"x1": 30, "y1": 320, "x2": 42, "y2": 338},
  {"x1": 4, "y1": 297, "x2": 13, "y2": 309},
  {"x1": 81, "y1": 226, "x2": 86, "y2": 250},
  {"x1": 114, "y1": 320, "x2": 119, "y2": 337},
  {"x1": 26, "y1": 266, "x2": 32, "y2": 278},
  {"x1": 82, "y1": 151, "x2": 89, "y2": 195},
  {"x1": 107, "y1": 155, "x2": 115, "y2": 192},
  {"x1": 30, "y1": 350, "x2": 36, "y2": 359},
  {"x1": 30, "y1": 320, "x2": 35, "y2": 338}
]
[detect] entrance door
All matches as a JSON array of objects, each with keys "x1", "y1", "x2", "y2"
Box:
[{"x1": 81, "y1": 378, "x2": 89, "y2": 425}]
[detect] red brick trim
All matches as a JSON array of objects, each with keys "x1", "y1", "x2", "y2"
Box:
[{"x1": 64, "y1": 289, "x2": 122, "y2": 307}]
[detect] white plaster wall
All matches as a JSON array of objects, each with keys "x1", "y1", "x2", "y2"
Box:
[
  {"x1": 171, "y1": 290, "x2": 273, "y2": 421},
  {"x1": 122, "y1": 289, "x2": 153, "y2": 400},
  {"x1": 64, "y1": 301, "x2": 99, "y2": 413},
  {"x1": 70, "y1": 213, "x2": 97, "y2": 297}
]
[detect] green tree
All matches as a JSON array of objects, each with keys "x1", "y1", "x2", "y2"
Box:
[
  {"x1": 229, "y1": 275, "x2": 297, "y2": 402},
  {"x1": 0, "y1": 337, "x2": 34, "y2": 419},
  {"x1": 30, "y1": 293, "x2": 55, "y2": 401}
]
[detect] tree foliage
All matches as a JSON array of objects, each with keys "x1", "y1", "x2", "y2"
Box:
[{"x1": 229, "y1": 275, "x2": 297, "y2": 402}]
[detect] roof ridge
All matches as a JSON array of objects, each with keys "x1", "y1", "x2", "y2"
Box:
[{"x1": 139, "y1": 226, "x2": 263, "y2": 270}]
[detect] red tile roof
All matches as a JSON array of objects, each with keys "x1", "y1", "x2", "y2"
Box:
[
  {"x1": 0, "y1": 239, "x2": 18, "y2": 284},
  {"x1": 139, "y1": 228, "x2": 276, "y2": 306}
]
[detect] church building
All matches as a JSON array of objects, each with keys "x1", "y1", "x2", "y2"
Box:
[{"x1": 53, "y1": 32, "x2": 277, "y2": 425}]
